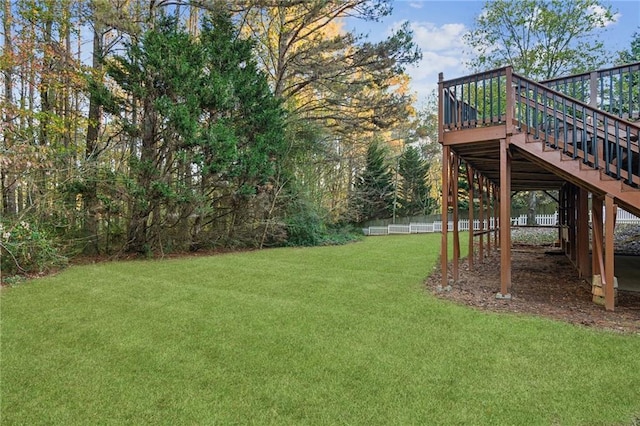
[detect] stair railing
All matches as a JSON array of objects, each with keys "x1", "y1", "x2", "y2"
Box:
[
  {"x1": 440, "y1": 66, "x2": 640, "y2": 187},
  {"x1": 540, "y1": 62, "x2": 640, "y2": 122},
  {"x1": 512, "y1": 72, "x2": 640, "y2": 186}
]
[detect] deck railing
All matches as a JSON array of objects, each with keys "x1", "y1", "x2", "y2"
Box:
[
  {"x1": 441, "y1": 67, "x2": 507, "y2": 131},
  {"x1": 440, "y1": 65, "x2": 640, "y2": 187},
  {"x1": 512, "y1": 72, "x2": 640, "y2": 186},
  {"x1": 540, "y1": 62, "x2": 640, "y2": 121}
]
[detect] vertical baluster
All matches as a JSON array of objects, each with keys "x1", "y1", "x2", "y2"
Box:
[
  {"x1": 615, "y1": 121, "x2": 621, "y2": 178},
  {"x1": 498, "y1": 74, "x2": 502, "y2": 121},
  {"x1": 474, "y1": 75, "x2": 478, "y2": 125},
  {"x1": 609, "y1": 70, "x2": 614, "y2": 115},
  {"x1": 562, "y1": 97, "x2": 568, "y2": 152},
  {"x1": 533, "y1": 85, "x2": 539, "y2": 138},
  {"x1": 542, "y1": 90, "x2": 548, "y2": 141},
  {"x1": 553, "y1": 94, "x2": 559, "y2": 145},
  {"x1": 489, "y1": 73, "x2": 494, "y2": 121},
  {"x1": 524, "y1": 80, "x2": 529, "y2": 131},
  {"x1": 599, "y1": 73, "x2": 604, "y2": 110},
  {"x1": 604, "y1": 116, "x2": 610, "y2": 175},
  {"x1": 592, "y1": 110, "x2": 598, "y2": 166},
  {"x1": 482, "y1": 75, "x2": 486, "y2": 124},
  {"x1": 452, "y1": 85, "x2": 456, "y2": 128},
  {"x1": 626, "y1": 124, "x2": 632, "y2": 183},
  {"x1": 581, "y1": 105, "x2": 588, "y2": 162},
  {"x1": 618, "y1": 68, "x2": 624, "y2": 118},
  {"x1": 460, "y1": 82, "x2": 467, "y2": 127},
  {"x1": 627, "y1": 68, "x2": 634, "y2": 120},
  {"x1": 629, "y1": 66, "x2": 640, "y2": 119},
  {"x1": 571, "y1": 102, "x2": 579, "y2": 158}
]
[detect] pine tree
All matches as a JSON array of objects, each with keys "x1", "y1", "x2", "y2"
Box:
[
  {"x1": 354, "y1": 140, "x2": 393, "y2": 222},
  {"x1": 102, "y1": 11, "x2": 286, "y2": 252},
  {"x1": 397, "y1": 146, "x2": 434, "y2": 217}
]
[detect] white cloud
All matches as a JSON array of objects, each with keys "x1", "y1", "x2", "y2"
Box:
[
  {"x1": 408, "y1": 1, "x2": 423, "y2": 9},
  {"x1": 389, "y1": 21, "x2": 471, "y2": 105},
  {"x1": 409, "y1": 21, "x2": 467, "y2": 52},
  {"x1": 588, "y1": 5, "x2": 621, "y2": 27}
]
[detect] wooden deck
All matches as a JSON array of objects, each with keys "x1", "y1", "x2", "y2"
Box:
[{"x1": 438, "y1": 63, "x2": 640, "y2": 311}]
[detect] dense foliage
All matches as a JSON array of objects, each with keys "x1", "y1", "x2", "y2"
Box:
[
  {"x1": 0, "y1": 0, "x2": 423, "y2": 279},
  {"x1": 353, "y1": 140, "x2": 394, "y2": 223},
  {"x1": 398, "y1": 146, "x2": 434, "y2": 217}
]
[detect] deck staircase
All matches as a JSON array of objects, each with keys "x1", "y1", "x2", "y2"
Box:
[{"x1": 440, "y1": 63, "x2": 640, "y2": 216}]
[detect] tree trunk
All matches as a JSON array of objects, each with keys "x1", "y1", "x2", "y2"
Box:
[
  {"x1": 83, "y1": 13, "x2": 104, "y2": 255},
  {"x1": 126, "y1": 97, "x2": 157, "y2": 253},
  {"x1": 2, "y1": 0, "x2": 16, "y2": 216}
]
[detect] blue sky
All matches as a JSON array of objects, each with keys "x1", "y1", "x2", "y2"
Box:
[{"x1": 347, "y1": 0, "x2": 640, "y2": 107}]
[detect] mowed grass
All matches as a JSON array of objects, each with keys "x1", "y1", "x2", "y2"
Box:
[{"x1": 2, "y1": 234, "x2": 639, "y2": 425}]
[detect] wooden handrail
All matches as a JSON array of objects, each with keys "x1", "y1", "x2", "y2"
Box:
[
  {"x1": 512, "y1": 72, "x2": 640, "y2": 130},
  {"x1": 440, "y1": 66, "x2": 509, "y2": 87},
  {"x1": 539, "y1": 62, "x2": 640, "y2": 85}
]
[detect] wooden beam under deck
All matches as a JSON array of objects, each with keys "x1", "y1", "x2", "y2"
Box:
[
  {"x1": 467, "y1": 165, "x2": 475, "y2": 272},
  {"x1": 605, "y1": 196, "x2": 616, "y2": 311},
  {"x1": 439, "y1": 64, "x2": 640, "y2": 311},
  {"x1": 441, "y1": 145, "x2": 450, "y2": 289},
  {"x1": 577, "y1": 188, "x2": 590, "y2": 279},
  {"x1": 442, "y1": 126, "x2": 506, "y2": 146},
  {"x1": 452, "y1": 153, "x2": 460, "y2": 282},
  {"x1": 499, "y1": 137, "x2": 512, "y2": 295}
]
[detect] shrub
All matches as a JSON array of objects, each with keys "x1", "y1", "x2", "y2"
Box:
[{"x1": 1, "y1": 219, "x2": 67, "y2": 282}]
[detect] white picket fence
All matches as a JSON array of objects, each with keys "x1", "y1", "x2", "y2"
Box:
[{"x1": 362, "y1": 209, "x2": 640, "y2": 236}]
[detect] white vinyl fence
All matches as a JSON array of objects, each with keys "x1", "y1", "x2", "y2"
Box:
[{"x1": 362, "y1": 209, "x2": 640, "y2": 236}]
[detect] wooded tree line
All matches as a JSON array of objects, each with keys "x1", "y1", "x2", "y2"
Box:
[
  {"x1": 1, "y1": 0, "x2": 435, "y2": 276},
  {"x1": 3, "y1": 0, "x2": 636, "y2": 278}
]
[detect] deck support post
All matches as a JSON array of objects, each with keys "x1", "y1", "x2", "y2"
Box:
[
  {"x1": 486, "y1": 179, "x2": 491, "y2": 254},
  {"x1": 559, "y1": 186, "x2": 567, "y2": 251},
  {"x1": 478, "y1": 175, "x2": 485, "y2": 261},
  {"x1": 467, "y1": 165, "x2": 475, "y2": 271},
  {"x1": 567, "y1": 184, "x2": 577, "y2": 263},
  {"x1": 576, "y1": 188, "x2": 590, "y2": 278},
  {"x1": 592, "y1": 196, "x2": 604, "y2": 277},
  {"x1": 498, "y1": 137, "x2": 512, "y2": 298},
  {"x1": 591, "y1": 195, "x2": 616, "y2": 310},
  {"x1": 440, "y1": 144, "x2": 450, "y2": 290},
  {"x1": 452, "y1": 153, "x2": 460, "y2": 282},
  {"x1": 491, "y1": 184, "x2": 500, "y2": 251},
  {"x1": 604, "y1": 195, "x2": 616, "y2": 311}
]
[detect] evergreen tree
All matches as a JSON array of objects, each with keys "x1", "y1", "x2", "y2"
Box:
[
  {"x1": 397, "y1": 146, "x2": 434, "y2": 217},
  {"x1": 354, "y1": 140, "x2": 393, "y2": 222},
  {"x1": 103, "y1": 11, "x2": 286, "y2": 252}
]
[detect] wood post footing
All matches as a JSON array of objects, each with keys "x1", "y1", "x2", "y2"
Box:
[
  {"x1": 591, "y1": 274, "x2": 618, "y2": 306},
  {"x1": 495, "y1": 292, "x2": 512, "y2": 300}
]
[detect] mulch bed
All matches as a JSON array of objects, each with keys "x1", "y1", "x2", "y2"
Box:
[{"x1": 426, "y1": 245, "x2": 640, "y2": 334}]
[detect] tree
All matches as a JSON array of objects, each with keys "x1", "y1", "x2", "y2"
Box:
[
  {"x1": 236, "y1": 0, "x2": 421, "y2": 225},
  {"x1": 238, "y1": 0, "x2": 420, "y2": 131},
  {"x1": 103, "y1": 10, "x2": 286, "y2": 252},
  {"x1": 614, "y1": 31, "x2": 640, "y2": 121},
  {"x1": 464, "y1": 0, "x2": 616, "y2": 80},
  {"x1": 353, "y1": 139, "x2": 393, "y2": 222},
  {"x1": 616, "y1": 30, "x2": 640, "y2": 65},
  {"x1": 464, "y1": 0, "x2": 616, "y2": 222},
  {"x1": 397, "y1": 146, "x2": 434, "y2": 217}
]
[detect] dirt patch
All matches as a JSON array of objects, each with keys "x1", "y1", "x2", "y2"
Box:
[{"x1": 426, "y1": 245, "x2": 640, "y2": 334}]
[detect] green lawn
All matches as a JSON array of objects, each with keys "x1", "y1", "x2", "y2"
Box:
[{"x1": 2, "y1": 234, "x2": 639, "y2": 425}]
